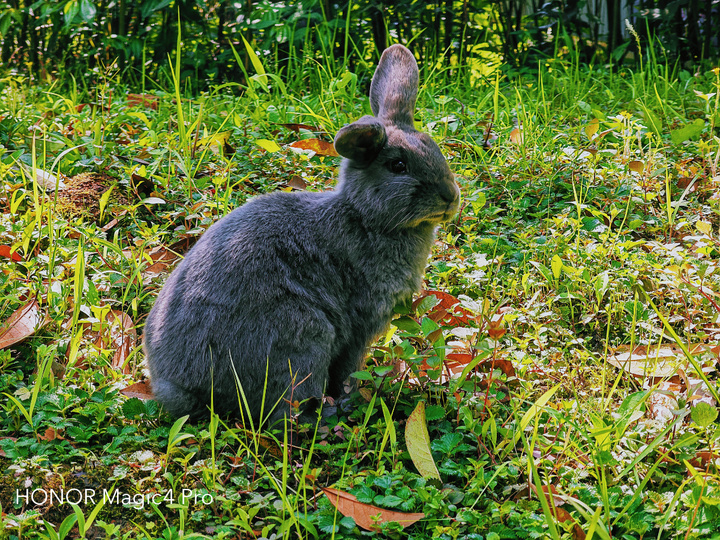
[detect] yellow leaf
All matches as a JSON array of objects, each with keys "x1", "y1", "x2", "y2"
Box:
[
  {"x1": 256, "y1": 139, "x2": 281, "y2": 153},
  {"x1": 551, "y1": 255, "x2": 562, "y2": 280},
  {"x1": 585, "y1": 118, "x2": 599, "y2": 139},
  {"x1": 697, "y1": 221, "x2": 712, "y2": 236},
  {"x1": 405, "y1": 401, "x2": 441, "y2": 481}
]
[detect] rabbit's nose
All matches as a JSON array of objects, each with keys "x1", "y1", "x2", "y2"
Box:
[{"x1": 439, "y1": 176, "x2": 460, "y2": 204}]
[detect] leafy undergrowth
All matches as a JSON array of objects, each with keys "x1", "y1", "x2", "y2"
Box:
[{"x1": 2, "y1": 57, "x2": 720, "y2": 539}]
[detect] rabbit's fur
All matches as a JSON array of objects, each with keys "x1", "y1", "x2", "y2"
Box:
[{"x1": 143, "y1": 44, "x2": 460, "y2": 425}]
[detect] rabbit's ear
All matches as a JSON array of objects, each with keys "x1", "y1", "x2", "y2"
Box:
[
  {"x1": 369, "y1": 44, "x2": 419, "y2": 128},
  {"x1": 334, "y1": 115, "x2": 387, "y2": 166}
]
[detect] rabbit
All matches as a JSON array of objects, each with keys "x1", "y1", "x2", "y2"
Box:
[{"x1": 143, "y1": 44, "x2": 460, "y2": 426}]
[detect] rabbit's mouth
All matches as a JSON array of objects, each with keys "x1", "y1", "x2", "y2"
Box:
[{"x1": 416, "y1": 205, "x2": 459, "y2": 225}]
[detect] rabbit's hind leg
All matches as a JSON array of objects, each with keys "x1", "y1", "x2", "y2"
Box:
[{"x1": 151, "y1": 377, "x2": 210, "y2": 419}]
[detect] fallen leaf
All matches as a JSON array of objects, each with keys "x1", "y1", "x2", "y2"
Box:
[
  {"x1": 100, "y1": 209, "x2": 129, "y2": 232},
  {"x1": 0, "y1": 245, "x2": 22, "y2": 262},
  {"x1": 15, "y1": 162, "x2": 66, "y2": 191},
  {"x1": 127, "y1": 93, "x2": 159, "y2": 110},
  {"x1": 290, "y1": 138, "x2": 339, "y2": 157},
  {"x1": 405, "y1": 401, "x2": 441, "y2": 481},
  {"x1": 478, "y1": 357, "x2": 517, "y2": 379},
  {"x1": 277, "y1": 123, "x2": 324, "y2": 134},
  {"x1": 529, "y1": 484, "x2": 586, "y2": 540},
  {"x1": 509, "y1": 127, "x2": 523, "y2": 145},
  {"x1": 287, "y1": 175, "x2": 307, "y2": 190},
  {"x1": 130, "y1": 173, "x2": 154, "y2": 196},
  {"x1": 141, "y1": 246, "x2": 183, "y2": 278},
  {"x1": 120, "y1": 381, "x2": 155, "y2": 400},
  {"x1": 104, "y1": 310, "x2": 137, "y2": 373},
  {"x1": 0, "y1": 300, "x2": 47, "y2": 349},
  {"x1": 608, "y1": 344, "x2": 711, "y2": 381},
  {"x1": 38, "y1": 427, "x2": 60, "y2": 441},
  {"x1": 628, "y1": 160, "x2": 644, "y2": 174},
  {"x1": 322, "y1": 487, "x2": 424, "y2": 531}
]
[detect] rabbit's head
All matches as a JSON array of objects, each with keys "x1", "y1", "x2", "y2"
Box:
[{"x1": 334, "y1": 44, "x2": 459, "y2": 232}]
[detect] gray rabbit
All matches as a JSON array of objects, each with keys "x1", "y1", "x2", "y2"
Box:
[{"x1": 143, "y1": 44, "x2": 460, "y2": 426}]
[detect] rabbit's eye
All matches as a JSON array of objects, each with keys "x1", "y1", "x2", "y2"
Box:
[{"x1": 389, "y1": 160, "x2": 407, "y2": 174}]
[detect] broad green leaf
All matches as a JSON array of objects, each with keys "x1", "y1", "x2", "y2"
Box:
[
  {"x1": 392, "y1": 316, "x2": 421, "y2": 333},
  {"x1": 350, "y1": 370, "x2": 373, "y2": 381},
  {"x1": 78, "y1": 0, "x2": 96, "y2": 21},
  {"x1": 691, "y1": 402, "x2": 718, "y2": 428},
  {"x1": 64, "y1": 0, "x2": 79, "y2": 25},
  {"x1": 617, "y1": 391, "x2": 648, "y2": 416},
  {"x1": 405, "y1": 402, "x2": 441, "y2": 481},
  {"x1": 420, "y1": 317, "x2": 440, "y2": 338},
  {"x1": 471, "y1": 191, "x2": 486, "y2": 213},
  {"x1": 530, "y1": 261, "x2": 553, "y2": 284},
  {"x1": 594, "y1": 272, "x2": 609, "y2": 304},
  {"x1": 670, "y1": 118, "x2": 705, "y2": 145},
  {"x1": 415, "y1": 295, "x2": 439, "y2": 317}
]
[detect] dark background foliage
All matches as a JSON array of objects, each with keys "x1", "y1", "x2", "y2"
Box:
[{"x1": 0, "y1": 0, "x2": 718, "y2": 91}]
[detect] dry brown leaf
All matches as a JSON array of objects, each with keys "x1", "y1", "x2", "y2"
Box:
[
  {"x1": 100, "y1": 209, "x2": 129, "y2": 232},
  {"x1": 322, "y1": 487, "x2": 424, "y2": 531},
  {"x1": 104, "y1": 310, "x2": 137, "y2": 372},
  {"x1": 127, "y1": 93, "x2": 159, "y2": 110},
  {"x1": 290, "y1": 138, "x2": 339, "y2": 157},
  {"x1": 38, "y1": 427, "x2": 60, "y2": 441},
  {"x1": 0, "y1": 300, "x2": 47, "y2": 349},
  {"x1": 277, "y1": 123, "x2": 324, "y2": 134},
  {"x1": 530, "y1": 484, "x2": 586, "y2": 540},
  {"x1": 120, "y1": 381, "x2": 155, "y2": 400},
  {"x1": 287, "y1": 175, "x2": 308, "y2": 190},
  {"x1": 608, "y1": 344, "x2": 711, "y2": 381},
  {"x1": 628, "y1": 160, "x2": 644, "y2": 174},
  {"x1": 142, "y1": 245, "x2": 183, "y2": 277}
]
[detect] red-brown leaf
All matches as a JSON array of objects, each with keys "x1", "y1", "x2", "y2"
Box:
[
  {"x1": 0, "y1": 245, "x2": 22, "y2": 262},
  {"x1": 414, "y1": 290, "x2": 475, "y2": 326},
  {"x1": 322, "y1": 487, "x2": 424, "y2": 531},
  {"x1": 277, "y1": 123, "x2": 324, "y2": 134},
  {"x1": 127, "y1": 93, "x2": 159, "y2": 110},
  {"x1": 120, "y1": 381, "x2": 155, "y2": 400},
  {"x1": 0, "y1": 300, "x2": 47, "y2": 349}
]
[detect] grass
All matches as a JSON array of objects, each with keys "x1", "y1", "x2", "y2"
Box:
[{"x1": 2, "y1": 42, "x2": 720, "y2": 539}]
